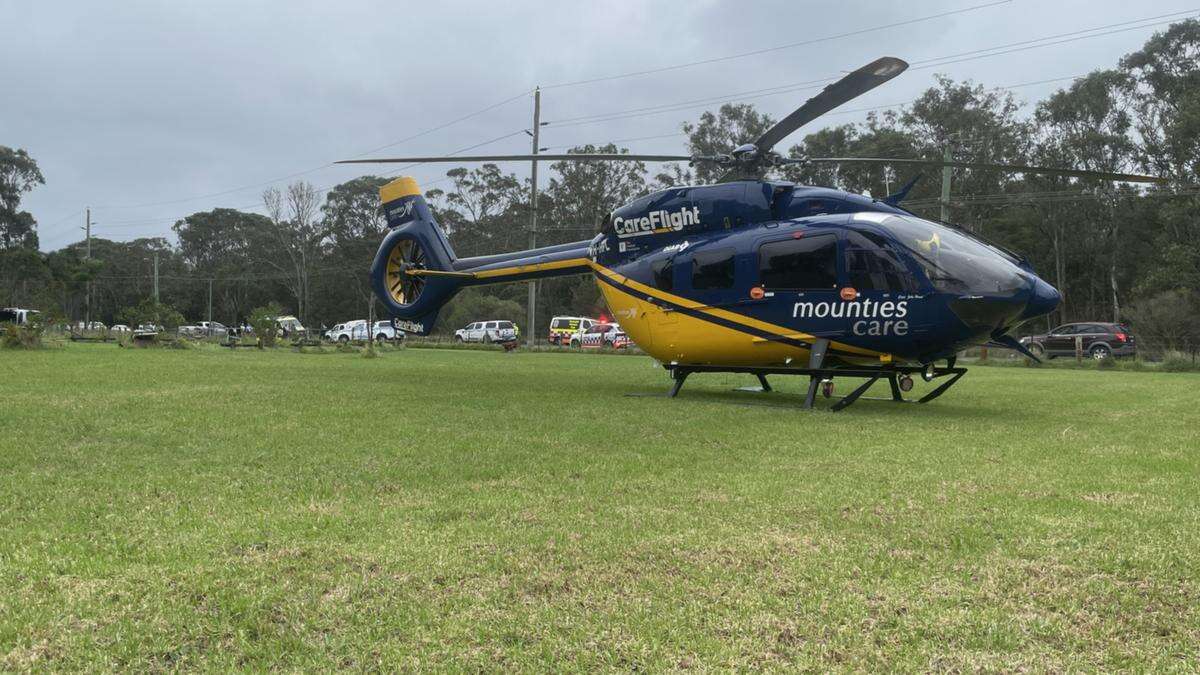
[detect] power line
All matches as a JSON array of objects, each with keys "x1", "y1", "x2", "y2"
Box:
[
  {"x1": 93, "y1": 90, "x2": 532, "y2": 211},
  {"x1": 904, "y1": 185, "x2": 1200, "y2": 207},
  {"x1": 37, "y1": 208, "x2": 85, "y2": 231},
  {"x1": 60, "y1": 129, "x2": 532, "y2": 238},
  {"x1": 540, "y1": 0, "x2": 1013, "y2": 89},
  {"x1": 908, "y1": 8, "x2": 1200, "y2": 70},
  {"x1": 61, "y1": 4, "x2": 1017, "y2": 216},
  {"x1": 542, "y1": 7, "x2": 1198, "y2": 133},
  {"x1": 50, "y1": 7, "x2": 1200, "y2": 243},
  {"x1": 545, "y1": 74, "x2": 1089, "y2": 151}
]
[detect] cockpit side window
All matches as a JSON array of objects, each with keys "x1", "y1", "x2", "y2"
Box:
[
  {"x1": 758, "y1": 234, "x2": 838, "y2": 290},
  {"x1": 844, "y1": 230, "x2": 918, "y2": 293},
  {"x1": 692, "y1": 249, "x2": 735, "y2": 290},
  {"x1": 652, "y1": 258, "x2": 673, "y2": 291}
]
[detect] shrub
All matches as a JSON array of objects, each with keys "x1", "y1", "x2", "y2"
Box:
[
  {"x1": 249, "y1": 303, "x2": 284, "y2": 349},
  {"x1": 1125, "y1": 290, "x2": 1200, "y2": 357},
  {"x1": 1161, "y1": 351, "x2": 1198, "y2": 372},
  {"x1": 2, "y1": 321, "x2": 43, "y2": 349},
  {"x1": 118, "y1": 298, "x2": 186, "y2": 333}
]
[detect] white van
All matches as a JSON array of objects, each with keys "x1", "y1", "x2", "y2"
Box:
[
  {"x1": 547, "y1": 316, "x2": 597, "y2": 345},
  {"x1": 0, "y1": 308, "x2": 39, "y2": 326}
]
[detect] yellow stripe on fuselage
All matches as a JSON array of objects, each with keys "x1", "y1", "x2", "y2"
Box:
[
  {"x1": 457, "y1": 254, "x2": 884, "y2": 364},
  {"x1": 471, "y1": 257, "x2": 591, "y2": 279},
  {"x1": 586, "y1": 261, "x2": 880, "y2": 358}
]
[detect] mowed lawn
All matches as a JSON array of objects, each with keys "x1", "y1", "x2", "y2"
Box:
[{"x1": 1, "y1": 344, "x2": 1197, "y2": 670}]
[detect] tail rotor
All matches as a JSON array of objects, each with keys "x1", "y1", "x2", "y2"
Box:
[{"x1": 385, "y1": 239, "x2": 428, "y2": 306}]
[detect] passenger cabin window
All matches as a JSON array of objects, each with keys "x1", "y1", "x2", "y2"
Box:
[
  {"x1": 758, "y1": 234, "x2": 837, "y2": 289},
  {"x1": 652, "y1": 258, "x2": 673, "y2": 291},
  {"x1": 691, "y1": 249, "x2": 735, "y2": 290},
  {"x1": 844, "y1": 230, "x2": 918, "y2": 293}
]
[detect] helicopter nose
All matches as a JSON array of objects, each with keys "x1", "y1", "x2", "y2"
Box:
[{"x1": 1020, "y1": 277, "x2": 1061, "y2": 320}]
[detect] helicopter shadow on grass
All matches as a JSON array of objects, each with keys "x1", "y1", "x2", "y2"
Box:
[{"x1": 620, "y1": 378, "x2": 997, "y2": 419}]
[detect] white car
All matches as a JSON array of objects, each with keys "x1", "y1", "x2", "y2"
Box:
[
  {"x1": 326, "y1": 320, "x2": 368, "y2": 343},
  {"x1": 455, "y1": 320, "x2": 518, "y2": 343},
  {"x1": 572, "y1": 322, "x2": 630, "y2": 349},
  {"x1": 371, "y1": 320, "x2": 403, "y2": 341},
  {"x1": 110, "y1": 324, "x2": 131, "y2": 333}
]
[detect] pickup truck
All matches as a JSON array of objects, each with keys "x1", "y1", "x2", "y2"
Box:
[
  {"x1": 455, "y1": 320, "x2": 518, "y2": 344},
  {"x1": 179, "y1": 321, "x2": 228, "y2": 338},
  {"x1": 325, "y1": 320, "x2": 368, "y2": 342}
]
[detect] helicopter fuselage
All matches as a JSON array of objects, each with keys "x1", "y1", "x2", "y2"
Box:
[
  {"x1": 369, "y1": 176, "x2": 1060, "y2": 370},
  {"x1": 581, "y1": 180, "x2": 1059, "y2": 366}
]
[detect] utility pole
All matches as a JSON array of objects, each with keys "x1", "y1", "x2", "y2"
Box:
[
  {"x1": 153, "y1": 251, "x2": 159, "y2": 304},
  {"x1": 939, "y1": 145, "x2": 952, "y2": 223},
  {"x1": 84, "y1": 208, "x2": 92, "y2": 328},
  {"x1": 207, "y1": 278, "x2": 213, "y2": 334},
  {"x1": 526, "y1": 87, "x2": 541, "y2": 348}
]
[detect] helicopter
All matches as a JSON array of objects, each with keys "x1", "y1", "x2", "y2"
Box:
[{"x1": 338, "y1": 57, "x2": 1164, "y2": 411}]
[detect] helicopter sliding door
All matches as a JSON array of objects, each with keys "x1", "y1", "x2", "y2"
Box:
[{"x1": 757, "y1": 232, "x2": 842, "y2": 348}]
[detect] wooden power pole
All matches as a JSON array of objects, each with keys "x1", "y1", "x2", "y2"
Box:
[
  {"x1": 84, "y1": 208, "x2": 91, "y2": 328},
  {"x1": 939, "y1": 145, "x2": 952, "y2": 223},
  {"x1": 526, "y1": 87, "x2": 541, "y2": 348}
]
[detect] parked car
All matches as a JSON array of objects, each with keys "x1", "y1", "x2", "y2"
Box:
[
  {"x1": 572, "y1": 322, "x2": 629, "y2": 349},
  {"x1": 547, "y1": 316, "x2": 597, "y2": 345},
  {"x1": 455, "y1": 320, "x2": 518, "y2": 343},
  {"x1": 72, "y1": 320, "x2": 106, "y2": 332},
  {"x1": 1020, "y1": 322, "x2": 1136, "y2": 360},
  {"x1": 326, "y1": 320, "x2": 368, "y2": 343},
  {"x1": 372, "y1": 320, "x2": 403, "y2": 342},
  {"x1": 0, "y1": 308, "x2": 39, "y2": 326},
  {"x1": 179, "y1": 321, "x2": 228, "y2": 338},
  {"x1": 110, "y1": 324, "x2": 131, "y2": 333}
]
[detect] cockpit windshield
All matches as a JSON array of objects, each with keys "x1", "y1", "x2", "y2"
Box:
[{"x1": 858, "y1": 214, "x2": 1026, "y2": 294}]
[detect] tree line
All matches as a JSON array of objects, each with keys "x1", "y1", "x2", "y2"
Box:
[{"x1": 2, "y1": 21, "x2": 1199, "y2": 351}]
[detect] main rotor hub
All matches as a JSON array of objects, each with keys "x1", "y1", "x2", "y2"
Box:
[{"x1": 730, "y1": 143, "x2": 759, "y2": 160}]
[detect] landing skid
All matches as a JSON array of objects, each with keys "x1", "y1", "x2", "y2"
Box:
[{"x1": 664, "y1": 339, "x2": 966, "y2": 412}]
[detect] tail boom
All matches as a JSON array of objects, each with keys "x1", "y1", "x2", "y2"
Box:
[{"x1": 371, "y1": 176, "x2": 593, "y2": 335}]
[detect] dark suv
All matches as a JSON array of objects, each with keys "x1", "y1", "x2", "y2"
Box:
[{"x1": 1020, "y1": 322, "x2": 1136, "y2": 360}]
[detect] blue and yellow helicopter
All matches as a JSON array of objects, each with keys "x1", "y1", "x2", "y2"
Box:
[{"x1": 339, "y1": 57, "x2": 1163, "y2": 410}]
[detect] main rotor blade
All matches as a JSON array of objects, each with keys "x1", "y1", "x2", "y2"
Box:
[
  {"x1": 336, "y1": 153, "x2": 695, "y2": 165},
  {"x1": 793, "y1": 156, "x2": 1166, "y2": 184},
  {"x1": 754, "y1": 57, "x2": 908, "y2": 154}
]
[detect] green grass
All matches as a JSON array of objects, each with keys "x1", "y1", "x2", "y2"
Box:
[{"x1": 1, "y1": 344, "x2": 1198, "y2": 670}]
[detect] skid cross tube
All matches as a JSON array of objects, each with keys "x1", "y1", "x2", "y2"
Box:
[{"x1": 663, "y1": 362, "x2": 967, "y2": 411}]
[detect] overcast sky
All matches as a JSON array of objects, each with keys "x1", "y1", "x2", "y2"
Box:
[{"x1": 5, "y1": 0, "x2": 1196, "y2": 251}]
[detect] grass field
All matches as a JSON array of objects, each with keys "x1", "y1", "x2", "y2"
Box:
[{"x1": 1, "y1": 344, "x2": 1198, "y2": 670}]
